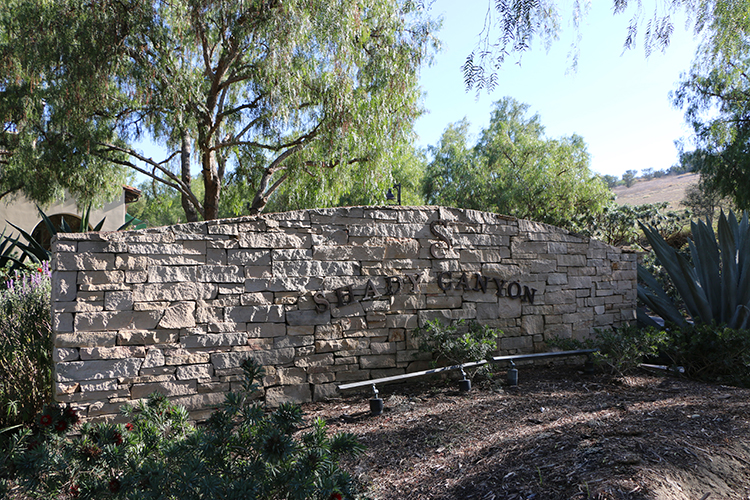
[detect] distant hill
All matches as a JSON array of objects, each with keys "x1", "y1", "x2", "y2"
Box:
[{"x1": 612, "y1": 173, "x2": 699, "y2": 209}]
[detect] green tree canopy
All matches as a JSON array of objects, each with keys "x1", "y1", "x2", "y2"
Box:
[
  {"x1": 463, "y1": 0, "x2": 750, "y2": 91},
  {"x1": 423, "y1": 97, "x2": 612, "y2": 228},
  {"x1": 673, "y1": 37, "x2": 750, "y2": 209},
  {"x1": 0, "y1": 0, "x2": 436, "y2": 221}
]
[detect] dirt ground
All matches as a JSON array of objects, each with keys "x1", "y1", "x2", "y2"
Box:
[{"x1": 300, "y1": 364, "x2": 750, "y2": 500}]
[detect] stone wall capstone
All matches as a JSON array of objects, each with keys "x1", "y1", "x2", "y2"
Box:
[{"x1": 51, "y1": 206, "x2": 637, "y2": 422}]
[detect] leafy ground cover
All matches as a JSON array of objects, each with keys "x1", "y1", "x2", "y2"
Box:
[{"x1": 303, "y1": 365, "x2": 750, "y2": 499}]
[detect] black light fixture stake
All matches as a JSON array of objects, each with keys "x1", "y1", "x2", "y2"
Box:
[
  {"x1": 385, "y1": 182, "x2": 401, "y2": 205},
  {"x1": 458, "y1": 366, "x2": 471, "y2": 392},
  {"x1": 507, "y1": 360, "x2": 519, "y2": 386},
  {"x1": 369, "y1": 384, "x2": 384, "y2": 415}
]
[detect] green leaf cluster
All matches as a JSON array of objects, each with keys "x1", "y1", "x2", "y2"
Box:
[
  {"x1": 5, "y1": 360, "x2": 365, "y2": 499},
  {"x1": 422, "y1": 97, "x2": 612, "y2": 229},
  {"x1": 0, "y1": 0, "x2": 436, "y2": 221}
]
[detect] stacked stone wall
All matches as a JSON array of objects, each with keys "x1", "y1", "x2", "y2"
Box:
[{"x1": 51, "y1": 206, "x2": 637, "y2": 421}]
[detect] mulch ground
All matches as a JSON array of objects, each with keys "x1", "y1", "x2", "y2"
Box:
[{"x1": 300, "y1": 365, "x2": 750, "y2": 500}]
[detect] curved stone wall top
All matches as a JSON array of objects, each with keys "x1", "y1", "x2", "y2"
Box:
[{"x1": 51, "y1": 206, "x2": 636, "y2": 421}]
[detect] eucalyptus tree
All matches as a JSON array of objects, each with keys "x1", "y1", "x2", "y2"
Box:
[
  {"x1": 0, "y1": 0, "x2": 435, "y2": 221},
  {"x1": 423, "y1": 97, "x2": 611, "y2": 228},
  {"x1": 463, "y1": 0, "x2": 750, "y2": 91}
]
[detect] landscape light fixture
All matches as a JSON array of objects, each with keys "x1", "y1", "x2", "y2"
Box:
[{"x1": 385, "y1": 182, "x2": 401, "y2": 206}]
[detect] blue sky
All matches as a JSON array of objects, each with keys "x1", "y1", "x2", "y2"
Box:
[{"x1": 415, "y1": 1, "x2": 701, "y2": 177}]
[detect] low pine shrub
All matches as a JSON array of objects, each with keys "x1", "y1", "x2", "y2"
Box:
[
  {"x1": 414, "y1": 319, "x2": 501, "y2": 378},
  {"x1": 3, "y1": 359, "x2": 365, "y2": 500},
  {"x1": 0, "y1": 262, "x2": 53, "y2": 428}
]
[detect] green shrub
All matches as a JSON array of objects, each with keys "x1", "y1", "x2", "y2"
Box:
[
  {"x1": 592, "y1": 326, "x2": 668, "y2": 377},
  {"x1": 0, "y1": 263, "x2": 53, "y2": 428},
  {"x1": 414, "y1": 319, "x2": 500, "y2": 378},
  {"x1": 664, "y1": 324, "x2": 750, "y2": 387},
  {"x1": 4, "y1": 359, "x2": 364, "y2": 500},
  {"x1": 548, "y1": 326, "x2": 668, "y2": 377}
]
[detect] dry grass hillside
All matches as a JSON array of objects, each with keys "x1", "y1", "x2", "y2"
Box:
[{"x1": 612, "y1": 173, "x2": 699, "y2": 209}]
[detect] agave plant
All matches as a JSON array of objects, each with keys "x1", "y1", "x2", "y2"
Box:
[{"x1": 638, "y1": 210, "x2": 750, "y2": 329}]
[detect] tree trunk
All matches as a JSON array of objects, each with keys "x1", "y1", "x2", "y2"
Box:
[
  {"x1": 202, "y1": 147, "x2": 221, "y2": 220},
  {"x1": 180, "y1": 131, "x2": 200, "y2": 222}
]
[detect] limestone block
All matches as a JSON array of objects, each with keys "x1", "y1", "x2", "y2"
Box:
[
  {"x1": 211, "y1": 348, "x2": 295, "y2": 370},
  {"x1": 277, "y1": 367, "x2": 307, "y2": 385},
  {"x1": 241, "y1": 292, "x2": 273, "y2": 305},
  {"x1": 77, "y1": 271, "x2": 124, "y2": 285},
  {"x1": 130, "y1": 380, "x2": 197, "y2": 399},
  {"x1": 225, "y1": 305, "x2": 284, "y2": 323},
  {"x1": 311, "y1": 228, "x2": 349, "y2": 246},
  {"x1": 74, "y1": 310, "x2": 161, "y2": 332},
  {"x1": 521, "y1": 315, "x2": 544, "y2": 335},
  {"x1": 105, "y1": 291, "x2": 133, "y2": 311},
  {"x1": 133, "y1": 301, "x2": 170, "y2": 311},
  {"x1": 420, "y1": 295, "x2": 457, "y2": 311},
  {"x1": 164, "y1": 349, "x2": 211, "y2": 365},
  {"x1": 79, "y1": 346, "x2": 146, "y2": 360},
  {"x1": 208, "y1": 223, "x2": 238, "y2": 235},
  {"x1": 195, "y1": 306, "x2": 222, "y2": 324},
  {"x1": 360, "y1": 355, "x2": 396, "y2": 369},
  {"x1": 556, "y1": 254, "x2": 587, "y2": 267},
  {"x1": 205, "y1": 248, "x2": 226, "y2": 265},
  {"x1": 51, "y1": 240, "x2": 77, "y2": 253},
  {"x1": 314, "y1": 323, "x2": 343, "y2": 340},
  {"x1": 142, "y1": 348, "x2": 165, "y2": 368},
  {"x1": 158, "y1": 302, "x2": 196, "y2": 329},
  {"x1": 56, "y1": 358, "x2": 143, "y2": 382},
  {"x1": 128, "y1": 243, "x2": 184, "y2": 255},
  {"x1": 265, "y1": 384, "x2": 312, "y2": 406},
  {"x1": 330, "y1": 302, "x2": 366, "y2": 318},
  {"x1": 55, "y1": 253, "x2": 115, "y2": 271},
  {"x1": 245, "y1": 276, "x2": 323, "y2": 293},
  {"x1": 247, "y1": 323, "x2": 286, "y2": 338},
  {"x1": 286, "y1": 309, "x2": 330, "y2": 326},
  {"x1": 275, "y1": 335, "x2": 314, "y2": 349},
  {"x1": 198, "y1": 265, "x2": 244, "y2": 283},
  {"x1": 497, "y1": 300, "x2": 522, "y2": 319},
  {"x1": 226, "y1": 249, "x2": 272, "y2": 266},
  {"x1": 181, "y1": 333, "x2": 247, "y2": 348},
  {"x1": 132, "y1": 282, "x2": 198, "y2": 302},
  {"x1": 218, "y1": 284, "x2": 245, "y2": 295},
  {"x1": 79, "y1": 379, "x2": 119, "y2": 392},
  {"x1": 243, "y1": 266, "x2": 272, "y2": 279},
  {"x1": 54, "y1": 313, "x2": 74, "y2": 333},
  {"x1": 287, "y1": 325, "x2": 315, "y2": 336},
  {"x1": 169, "y1": 392, "x2": 227, "y2": 411},
  {"x1": 240, "y1": 232, "x2": 311, "y2": 249},
  {"x1": 125, "y1": 270, "x2": 148, "y2": 283},
  {"x1": 53, "y1": 347, "x2": 80, "y2": 362},
  {"x1": 55, "y1": 332, "x2": 117, "y2": 348},
  {"x1": 310, "y1": 373, "x2": 336, "y2": 385},
  {"x1": 294, "y1": 353, "x2": 334, "y2": 368},
  {"x1": 176, "y1": 364, "x2": 214, "y2": 380},
  {"x1": 118, "y1": 330, "x2": 179, "y2": 345},
  {"x1": 51, "y1": 272, "x2": 77, "y2": 303},
  {"x1": 370, "y1": 342, "x2": 397, "y2": 354},
  {"x1": 147, "y1": 266, "x2": 198, "y2": 283},
  {"x1": 385, "y1": 314, "x2": 418, "y2": 329}
]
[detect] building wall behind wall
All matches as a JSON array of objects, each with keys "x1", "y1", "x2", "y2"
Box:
[{"x1": 51, "y1": 206, "x2": 637, "y2": 422}]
